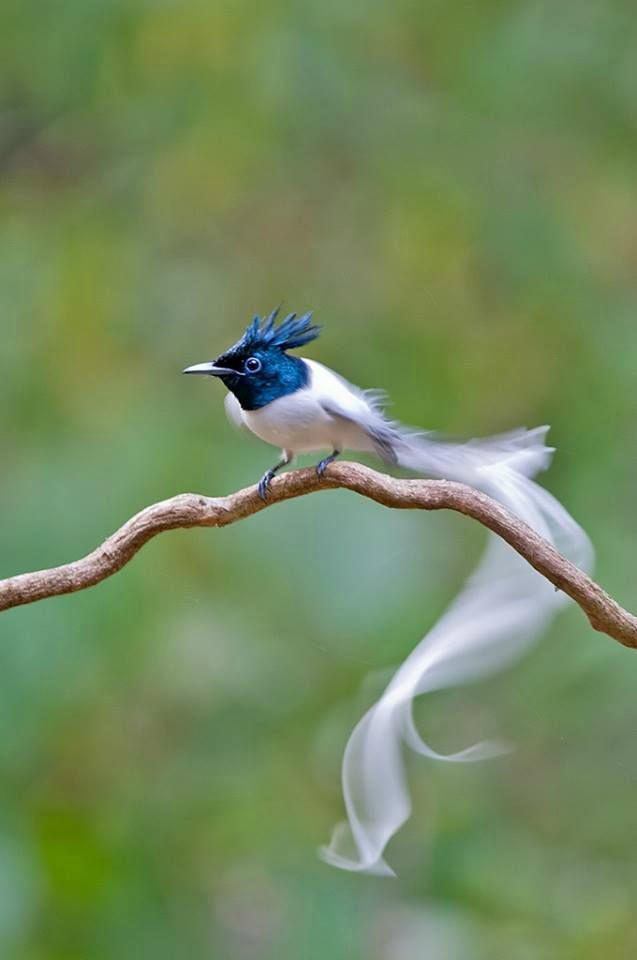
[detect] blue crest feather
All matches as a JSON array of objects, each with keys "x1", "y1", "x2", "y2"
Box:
[{"x1": 241, "y1": 308, "x2": 320, "y2": 353}]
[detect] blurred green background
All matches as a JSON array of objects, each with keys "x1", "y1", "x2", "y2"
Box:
[{"x1": 1, "y1": 1, "x2": 637, "y2": 957}]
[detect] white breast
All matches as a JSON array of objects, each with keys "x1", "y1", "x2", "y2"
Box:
[
  {"x1": 224, "y1": 392, "x2": 245, "y2": 430},
  {"x1": 241, "y1": 388, "x2": 335, "y2": 453}
]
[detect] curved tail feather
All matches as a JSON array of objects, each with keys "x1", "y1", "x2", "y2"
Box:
[{"x1": 321, "y1": 426, "x2": 593, "y2": 875}]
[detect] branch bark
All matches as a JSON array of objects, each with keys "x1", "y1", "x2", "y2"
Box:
[{"x1": 1, "y1": 462, "x2": 635, "y2": 649}]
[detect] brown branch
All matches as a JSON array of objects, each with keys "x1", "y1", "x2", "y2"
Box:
[{"x1": 1, "y1": 462, "x2": 635, "y2": 649}]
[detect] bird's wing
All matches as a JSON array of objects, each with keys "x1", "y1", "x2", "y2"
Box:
[
  {"x1": 319, "y1": 397, "x2": 400, "y2": 462},
  {"x1": 224, "y1": 392, "x2": 246, "y2": 430},
  {"x1": 305, "y1": 360, "x2": 401, "y2": 462}
]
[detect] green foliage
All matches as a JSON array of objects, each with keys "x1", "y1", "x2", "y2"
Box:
[{"x1": 1, "y1": 1, "x2": 637, "y2": 956}]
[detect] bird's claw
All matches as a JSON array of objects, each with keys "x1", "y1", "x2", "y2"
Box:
[
  {"x1": 316, "y1": 458, "x2": 331, "y2": 478},
  {"x1": 258, "y1": 471, "x2": 274, "y2": 501}
]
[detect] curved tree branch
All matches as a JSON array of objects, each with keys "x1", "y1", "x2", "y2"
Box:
[{"x1": 0, "y1": 462, "x2": 635, "y2": 649}]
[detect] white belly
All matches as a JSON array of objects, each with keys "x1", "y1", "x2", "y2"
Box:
[{"x1": 242, "y1": 390, "x2": 341, "y2": 453}]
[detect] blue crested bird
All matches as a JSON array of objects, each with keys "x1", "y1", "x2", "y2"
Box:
[
  {"x1": 183, "y1": 308, "x2": 593, "y2": 876},
  {"x1": 183, "y1": 308, "x2": 543, "y2": 497}
]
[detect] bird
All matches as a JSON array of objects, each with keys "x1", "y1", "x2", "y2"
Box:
[
  {"x1": 184, "y1": 308, "x2": 546, "y2": 498},
  {"x1": 183, "y1": 308, "x2": 594, "y2": 876}
]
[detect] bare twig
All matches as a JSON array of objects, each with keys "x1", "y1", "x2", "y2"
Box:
[{"x1": 0, "y1": 462, "x2": 635, "y2": 649}]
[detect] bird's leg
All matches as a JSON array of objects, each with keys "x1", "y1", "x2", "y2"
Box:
[
  {"x1": 316, "y1": 448, "x2": 341, "y2": 478},
  {"x1": 257, "y1": 451, "x2": 293, "y2": 500}
]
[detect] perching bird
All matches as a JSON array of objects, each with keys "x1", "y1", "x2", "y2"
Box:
[
  {"x1": 184, "y1": 308, "x2": 594, "y2": 876},
  {"x1": 184, "y1": 309, "x2": 545, "y2": 497}
]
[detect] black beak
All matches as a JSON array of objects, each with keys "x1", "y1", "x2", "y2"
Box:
[{"x1": 182, "y1": 361, "x2": 240, "y2": 377}]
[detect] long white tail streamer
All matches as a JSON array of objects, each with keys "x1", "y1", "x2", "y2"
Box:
[{"x1": 321, "y1": 427, "x2": 594, "y2": 875}]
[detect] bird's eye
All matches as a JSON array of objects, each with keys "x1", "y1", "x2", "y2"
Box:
[{"x1": 245, "y1": 356, "x2": 262, "y2": 373}]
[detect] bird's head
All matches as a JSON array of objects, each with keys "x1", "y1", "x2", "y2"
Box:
[{"x1": 183, "y1": 308, "x2": 320, "y2": 410}]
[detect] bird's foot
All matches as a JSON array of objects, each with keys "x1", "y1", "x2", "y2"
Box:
[
  {"x1": 258, "y1": 471, "x2": 275, "y2": 501},
  {"x1": 316, "y1": 451, "x2": 340, "y2": 478}
]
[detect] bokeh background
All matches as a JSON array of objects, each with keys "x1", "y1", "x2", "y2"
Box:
[{"x1": 1, "y1": 1, "x2": 637, "y2": 957}]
